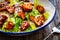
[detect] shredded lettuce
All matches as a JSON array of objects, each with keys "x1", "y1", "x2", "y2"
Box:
[
  {"x1": 43, "y1": 11, "x2": 49, "y2": 20},
  {"x1": 16, "y1": 0, "x2": 20, "y2": 2},
  {"x1": 29, "y1": 8, "x2": 41, "y2": 16},
  {"x1": 34, "y1": 0, "x2": 39, "y2": 8},
  {"x1": 10, "y1": 0, "x2": 15, "y2": 6},
  {"x1": 9, "y1": 0, "x2": 19, "y2": 6},
  {"x1": 34, "y1": 0, "x2": 42, "y2": 8},
  {"x1": 2, "y1": 22, "x2": 7, "y2": 32},
  {"x1": 26, "y1": 12, "x2": 30, "y2": 21},
  {"x1": 19, "y1": 1, "x2": 24, "y2": 4},
  {"x1": 13, "y1": 17, "x2": 23, "y2": 32},
  {"x1": 10, "y1": 17, "x2": 15, "y2": 24},
  {"x1": 24, "y1": 26, "x2": 32, "y2": 32},
  {"x1": 30, "y1": 22, "x2": 36, "y2": 30},
  {"x1": 14, "y1": 13, "x2": 18, "y2": 18}
]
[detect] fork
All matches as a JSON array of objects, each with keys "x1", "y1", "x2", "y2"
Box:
[{"x1": 44, "y1": 23, "x2": 60, "y2": 40}]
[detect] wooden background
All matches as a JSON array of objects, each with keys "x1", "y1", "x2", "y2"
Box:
[{"x1": 0, "y1": 0, "x2": 60, "y2": 40}]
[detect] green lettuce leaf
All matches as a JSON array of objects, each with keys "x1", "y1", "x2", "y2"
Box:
[
  {"x1": 43, "y1": 11, "x2": 49, "y2": 20},
  {"x1": 29, "y1": 8, "x2": 41, "y2": 16},
  {"x1": 13, "y1": 17, "x2": 23, "y2": 32},
  {"x1": 30, "y1": 22, "x2": 36, "y2": 30}
]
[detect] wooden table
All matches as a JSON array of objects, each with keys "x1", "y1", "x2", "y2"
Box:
[{"x1": 0, "y1": 0, "x2": 60, "y2": 40}]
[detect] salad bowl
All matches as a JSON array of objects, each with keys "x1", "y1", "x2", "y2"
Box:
[{"x1": 0, "y1": 0, "x2": 56, "y2": 36}]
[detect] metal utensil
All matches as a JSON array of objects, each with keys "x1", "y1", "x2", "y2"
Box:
[{"x1": 44, "y1": 23, "x2": 60, "y2": 40}]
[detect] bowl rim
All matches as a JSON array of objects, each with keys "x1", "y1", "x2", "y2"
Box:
[{"x1": 0, "y1": 1, "x2": 56, "y2": 35}]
